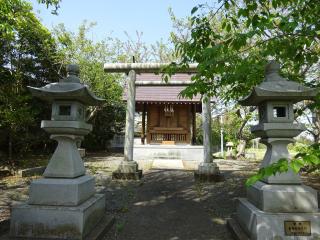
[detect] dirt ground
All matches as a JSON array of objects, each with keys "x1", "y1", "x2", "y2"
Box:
[{"x1": 0, "y1": 154, "x2": 319, "y2": 240}]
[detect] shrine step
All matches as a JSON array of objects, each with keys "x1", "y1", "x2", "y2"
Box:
[{"x1": 152, "y1": 159, "x2": 184, "y2": 170}]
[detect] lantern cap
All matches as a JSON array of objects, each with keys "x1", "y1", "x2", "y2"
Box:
[
  {"x1": 239, "y1": 61, "x2": 317, "y2": 106},
  {"x1": 28, "y1": 64, "x2": 104, "y2": 105}
]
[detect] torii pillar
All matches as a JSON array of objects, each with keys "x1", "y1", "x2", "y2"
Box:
[{"x1": 194, "y1": 94, "x2": 222, "y2": 182}]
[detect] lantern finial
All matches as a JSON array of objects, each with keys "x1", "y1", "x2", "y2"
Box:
[
  {"x1": 265, "y1": 61, "x2": 281, "y2": 82},
  {"x1": 61, "y1": 64, "x2": 81, "y2": 83}
]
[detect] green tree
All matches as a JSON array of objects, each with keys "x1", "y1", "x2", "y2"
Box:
[
  {"x1": 221, "y1": 107, "x2": 255, "y2": 158},
  {"x1": 53, "y1": 21, "x2": 178, "y2": 150},
  {"x1": 168, "y1": 0, "x2": 320, "y2": 183},
  {"x1": 53, "y1": 22, "x2": 126, "y2": 150},
  {"x1": 36, "y1": 0, "x2": 61, "y2": 14},
  {"x1": 0, "y1": 0, "x2": 60, "y2": 165}
]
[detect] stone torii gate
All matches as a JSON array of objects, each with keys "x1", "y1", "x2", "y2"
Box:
[{"x1": 104, "y1": 63, "x2": 220, "y2": 180}]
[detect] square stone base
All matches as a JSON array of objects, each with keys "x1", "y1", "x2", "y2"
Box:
[
  {"x1": 117, "y1": 161, "x2": 139, "y2": 173},
  {"x1": 10, "y1": 194, "x2": 105, "y2": 240},
  {"x1": 247, "y1": 181, "x2": 318, "y2": 213},
  {"x1": 197, "y1": 162, "x2": 219, "y2": 175},
  {"x1": 29, "y1": 175, "x2": 95, "y2": 206},
  {"x1": 235, "y1": 198, "x2": 320, "y2": 240},
  {"x1": 112, "y1": 170, "x2": 143, "y2": 180},
  {"x1": 112, "y1": 161, "x2": 142, "y2": 180},
  {"x1": 194, "y1": 162, "x2": 223, "y2": 182}
]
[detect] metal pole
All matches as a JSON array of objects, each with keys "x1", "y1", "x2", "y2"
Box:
[{"x1": 220, "y1": 115, "x2": 224, "y2": 157}]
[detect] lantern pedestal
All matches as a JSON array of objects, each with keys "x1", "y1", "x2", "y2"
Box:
[
  {"x1": 232, "y1": 198, "x2": 320, "y2": 240},
  {"x1": 247, "y1": 181, "x2": 318, "y2": 213},
  {"x1": 10, "y1": 194, "x2": 105, "y2": 239},
  {"x1": 10, "y1": 135, "x2": 106, "y2": 240},
  {"x1": 28, "y1": 175, "x2": 95, "y2": 206}
]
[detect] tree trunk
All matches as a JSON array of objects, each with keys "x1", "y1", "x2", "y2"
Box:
[
  {"x1": 236, "y1": 139, "x2": 246, "y2": 159},
  {"x1": 8, "y1": 131, "x2": 13, "y2": 167}
]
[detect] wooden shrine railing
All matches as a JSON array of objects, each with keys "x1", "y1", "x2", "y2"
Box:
[{"x1": 147, "y1": 127, "x2": 190, "y2": 144}]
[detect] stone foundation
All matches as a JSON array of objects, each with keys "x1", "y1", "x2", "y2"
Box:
[
  {"x1": 247, "y1": 181, "x2": 318, "y2": 213},
  {"x1": 28, "y1": 175, "x2": 95, "y2": 206},
  {"x1": 112, "y1": 161, "x2": 143, "y2": 180},
  {"x1": 194, "y1": 162, "x2": 223, "y2": 182},
  {"x1": 234, "y1": 198, "x2": 320, "y2": 240},
  {"x1": 10, "y1": 194, "x2": 105, "y2": 240}
]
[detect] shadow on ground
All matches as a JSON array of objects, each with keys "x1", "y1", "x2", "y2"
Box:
[{"x1": 102, "y1": 167, "x2": 256, "y2": 240}]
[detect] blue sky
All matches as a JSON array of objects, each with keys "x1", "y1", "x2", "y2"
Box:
[{"x1": 29, "y1": 0, "x2": 204, "y2": 44}]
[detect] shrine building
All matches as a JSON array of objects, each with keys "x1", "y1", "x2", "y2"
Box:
[
  {"x1": 105, "y1": 63, "x2": 212, "y2": 166},
  {"x1": 125, "y1": 73, "x2": 202, "y2": 145}
]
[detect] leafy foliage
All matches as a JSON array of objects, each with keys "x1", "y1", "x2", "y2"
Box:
[
  {"x1": 168, "y1": 0, "x2": 320, "y2": 180},
  {"x1": 37, "y1": 0, "x2": 61, "y2": 14},
  {"x1": 171, "y1": 0, "x2": 320, "y2": 100},
  {"x1": 53, "y1": 22, "x2": 126, "y2": 150},
  {"x1": 52, "y1": 22, "x2": 176, "y2": 150},
  {"x1": 0, "y1": 0, "x2": 60, "y2": 164},
  {"x1": 246, "y1": 143, "x2": 320, "y2": 185}
]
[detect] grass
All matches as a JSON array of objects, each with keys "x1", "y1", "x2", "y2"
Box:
[
  {"x1": 115, "y1": 221, "x2": 125, "y2": 234},
  {"x1": 1, "y1": 154, "x2": 49, "y2": 173},
  {"x1": 245, "y1": 148, "x2": 266, "y2": 161},
  {"x1": 246, "y1": 147, "x2": 298, "y2": 161}
]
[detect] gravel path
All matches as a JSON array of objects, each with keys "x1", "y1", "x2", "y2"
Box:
[
  {"x1": 103, "y1": 161, "x2": 260, "y2": 240},
  {"x1": 1, "y1": 155, "x2": 319, "y2": 240}
]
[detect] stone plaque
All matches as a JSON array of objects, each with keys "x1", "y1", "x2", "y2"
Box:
[{"x1": 284, "y1": 221, "x2": 311, "y2": 236}]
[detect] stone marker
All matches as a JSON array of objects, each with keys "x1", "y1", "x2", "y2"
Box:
[
  {"x1": 226, "y1": 142, "x2": 235, "y2": 160},
  {"x1": 20, "y1": 166, "x2": 46, "y2": 177},
  {"x1": 228, "y1": 61, "x2": 320, "y2": 239},
  {"x1": 10, "y1": 64, "x2": 106, "y2": 239}
]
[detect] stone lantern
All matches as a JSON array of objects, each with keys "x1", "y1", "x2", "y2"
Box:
[
  {"x1": 229, "y1": 61, "x2": 320, "y2": 239},
  {"x1": 10, "y1": 65, "x2": 106, "y2": 239}
]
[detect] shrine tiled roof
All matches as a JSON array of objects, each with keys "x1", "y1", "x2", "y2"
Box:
[
  {"x1": 123, "y1": 73, "x2": 202, "y2": 103},
  {"x1": 135, "y1": 85, "x2": 201, "y2": 103}
]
